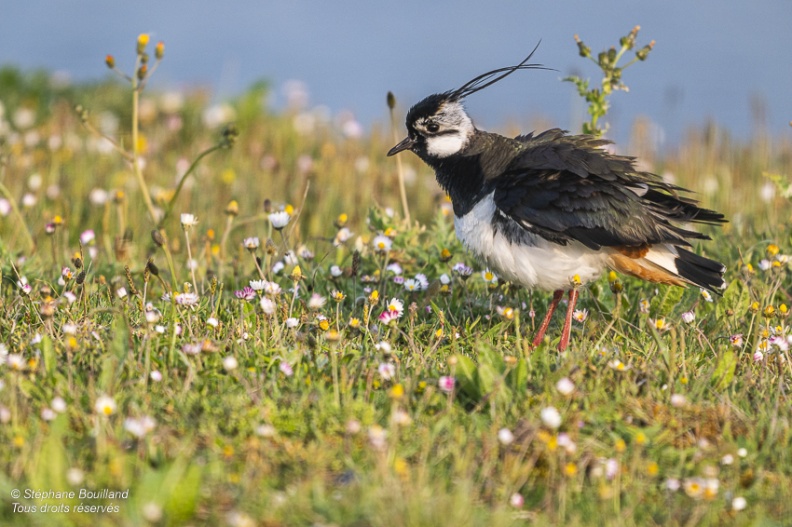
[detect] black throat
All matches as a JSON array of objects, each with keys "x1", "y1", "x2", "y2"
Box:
[
  {"x1": 419, "y1": 131, "x2": 517, "y2": 217},
  {"x1": 430, "y1": 154, "x2": 487, "y2": 217}
]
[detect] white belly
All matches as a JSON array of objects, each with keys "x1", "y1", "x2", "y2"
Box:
[{"x1": 454, "y1": 193, "x2": 608, "y2": 291}]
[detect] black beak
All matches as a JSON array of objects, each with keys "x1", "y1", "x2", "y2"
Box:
[{"x1": 387, "y1": 136, "x2": 415, "y2": 156}]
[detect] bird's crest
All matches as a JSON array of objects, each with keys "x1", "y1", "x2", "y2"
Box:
[{"x1": 446, "y1": 42, "x2": 551, "y2": 102}]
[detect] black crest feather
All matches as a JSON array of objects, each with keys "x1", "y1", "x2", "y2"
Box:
[{"x1": 448, "y1": 42, "x2": 552, "y2": 101}]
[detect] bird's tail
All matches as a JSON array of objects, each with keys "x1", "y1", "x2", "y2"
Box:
[
  {"x1": 671, "y1": 246, "x2": 726, "y2": 292},
  {"x1": 609, "y1": 244, "x2": 726, "y2": 292}
]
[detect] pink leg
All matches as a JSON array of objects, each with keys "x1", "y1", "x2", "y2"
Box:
[
  {"x1": 532, "y1": 290, "x2": 564, "y2": 347},
  {"x1": 558, "y1": 289, "x2": 580, "y2": 352}
]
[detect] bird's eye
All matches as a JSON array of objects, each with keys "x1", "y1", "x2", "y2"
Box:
[{"x1": 426, "y1": 122, "x2": 440, "y2": 133}]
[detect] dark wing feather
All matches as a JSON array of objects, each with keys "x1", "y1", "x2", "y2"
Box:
[{"x1": 492, "y1": 132, "x2": 725, "y2": 250}]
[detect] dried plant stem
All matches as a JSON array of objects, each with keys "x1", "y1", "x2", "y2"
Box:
[
  {"x1": 159, "y1": 144, "x2": 223, "y2": 229},
  {"x1": 0, "y1": 176, "x2": 35, "y2": 253},
  {"x1": 131, "y1": 71, "x2": 158, "y2": 225},
  {"x1": 389, "y1": 105, "x2": 411, "y2": 225}
]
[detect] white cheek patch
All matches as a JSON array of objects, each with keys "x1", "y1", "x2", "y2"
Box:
[{"x1": 426, "y1": 133, "x2": 468, "y2": 157}]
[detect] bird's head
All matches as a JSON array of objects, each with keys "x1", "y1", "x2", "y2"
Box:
[{"x1": 388, "y1": 44, "x2": 548, "y2": 161}]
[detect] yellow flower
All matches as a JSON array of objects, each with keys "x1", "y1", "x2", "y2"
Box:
[
  {"x1": 136, "y1": 33, "x2": 150, "y2": 54},
  {"x1": 368, "y1": 290, "x2": 379, "y2": 303},
  {"x1": 497, "y1": 306, "x2": 515, "y2": 320},
  {"x1": 639, "y1": 298, "x2": 650, "y2": 313},
  {"x1": 646, "y1": 461, "x2": 659, "y2": 476},
  {"x1": 683, "y1": 478, "x2": 704, "y2": 499},
  {"x1": 290, "y1": 265, "x2": 303, "y2": 281},
  {"x1": 384, "y1": 227, "x2": 397, "y2": 238},
  {"x1": 749, "y1": 301, "x2": 760, "y2": 313},
  {"x1": 95, "y1": 395, "x2": 117, "y2": 416},
  {"x1": 318, "y1": 319, "x2": 330, "y2": 331},
  {"x1": 393, "y1": 457, "x2": 409, "y2": 479},
  {"x1": 225, "y1": 200, "x2": 239, "y2": 216},
  {"x1": 336, "y1": 213, "x2": 348, "y2": 227},
  {"x1": 348, "y1": 317, "x2": 361, "y2": 329},
  {"x1": 703, "y1": 479, "x2": 719, "y2": 500},
  {"x1": 615, "y1": 438, "x2": 627, "y2": 453},
  {"x1": 571, "y1": 274, "x2": 582, "y2": 286},
  {"x1": 389, "y1": 383, "x2": 405, "y2": 400},
  {"x1": 332, "y1": 290, "x2": 346, "y2": 302},
  {"x1": 221, "y1": 168, "x2": 236, "y2": 184},
  {"x1": 284, "y1": 204, "x2": 295, "y2": 215},
  {"x1": 650, "y1": 318, "x2": 668, "y2": 331},
  {"x1": 763, "y1": 305, "x2": 775, "y2": 318},
  {"x1": 634, "y1": 431, "x2": 647, "y2": 446},
  {"x1": 767, "y1": 244, "x2": 780, "y2": 257},
  {"x1": 564, "y1": 462, "x2": 578, "y2": 477},
  {"x1": 608, "y1": 271, "x2": 618, "y2": 282}
]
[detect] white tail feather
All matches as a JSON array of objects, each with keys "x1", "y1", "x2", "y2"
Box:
[{"x1": 642, "y1": 244, "x2": 680, "y2": 276}]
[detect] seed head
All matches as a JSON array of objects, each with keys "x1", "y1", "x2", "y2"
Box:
[
  {"x1": 155, "y1": 41, "x2": 165, "y2": 60},
  {"x1": 220, "y1": 123, "x2": 239, "y2": 148},
  {"x1": 636, "y1": 41, "x2": 655, "y2": 61},
  {"x1": 151, "y1": 229, "x2": 165, "y2": 247},
  {"x1": 74, "y1": 104, "x2": 88, "y2": 123},
  {"x1": 351, "y1": 251, "x2": 360, "y2": 277},
  {"x1": 574, "y1": 34, "x2": 591, "y2": 58},
  {"x1": 146, "y1": 259, "x2": 159, "y2": 277}
]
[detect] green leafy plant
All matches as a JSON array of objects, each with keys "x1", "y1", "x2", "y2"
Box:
[{"x1": 565, "y1": 26, "x2": 655, "y2": 137}]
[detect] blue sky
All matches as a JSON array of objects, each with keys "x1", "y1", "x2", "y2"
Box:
[{"x1": 2, "y1": 1, "x2": 790, "y2": 146}]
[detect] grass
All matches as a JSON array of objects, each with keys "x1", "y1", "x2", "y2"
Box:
[{"x1": 0, "y1": 54, "x2": 791, "y2": 527}]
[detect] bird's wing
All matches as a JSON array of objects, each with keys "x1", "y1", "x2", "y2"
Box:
[{"x1": 491, "y1": 133, "x2": 725, "y2": 251}]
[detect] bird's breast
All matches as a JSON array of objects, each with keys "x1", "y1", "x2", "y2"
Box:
[{"x1": 453, "y1": 192, "x2": 608, "y2": 291}]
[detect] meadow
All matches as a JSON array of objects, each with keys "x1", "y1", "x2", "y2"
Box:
[{"x1": 0, "y1": 37, "x2": 791, "y2": 526}]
